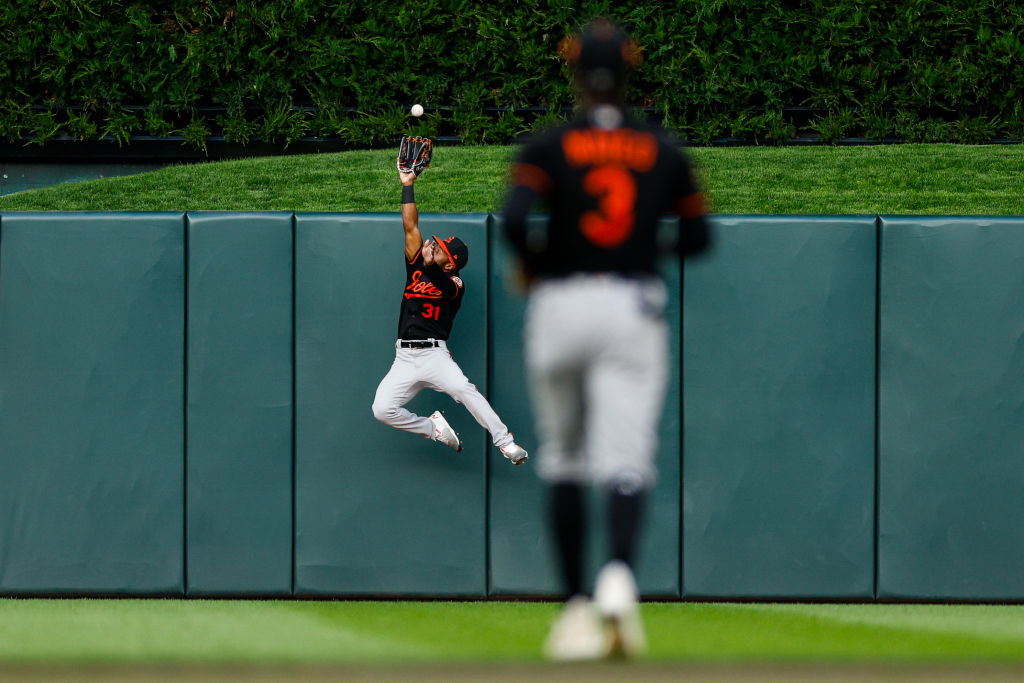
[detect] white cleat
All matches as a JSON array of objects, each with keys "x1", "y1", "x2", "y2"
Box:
[
  {"x1": 543, "y1": 595, "x2": 609, "y2": 662},
  {"x1": 594, "y1": 560, "x2": 647, "y2": 658},
  {"x1": 499, "y1": 442, "x2": 529, "y2": 465},
  {"x1": 429, "y1": 411, "x2": 462, "y2": 452}
]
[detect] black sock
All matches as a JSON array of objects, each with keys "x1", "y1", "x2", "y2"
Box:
[
  {"x1": 550, "y1": 483, "x2": 586, "y2": 598},
  {"x1": 608, "y1": 488, "x2": 645, "y2": 567}
]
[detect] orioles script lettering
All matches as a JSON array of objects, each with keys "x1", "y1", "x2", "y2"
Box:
[{"x1": 404, "y1": 270, "x2": 444, "y2": 299}]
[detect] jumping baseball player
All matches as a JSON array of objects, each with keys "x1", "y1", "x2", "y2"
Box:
[
  {"x1": 372, "y1": 136, "x2": 528, "y2": 466},
  {"x1": 502, "y1": 20, "x2": 711, "y2": 660}
]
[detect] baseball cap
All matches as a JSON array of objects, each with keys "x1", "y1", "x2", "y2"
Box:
[
  {"x1": 570, "y1": 19, "x2": 640, "y2": 94},
  {"x1": 432, "y1": 235, "x2": 469, "y2": 270}
]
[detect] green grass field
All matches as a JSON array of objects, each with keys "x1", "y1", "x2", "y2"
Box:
[
  {"x1": 2, "y1": 599, "x2": 1024, "y2": 680},
  {"x1": 2, "y1": 144, "x2": 1023, "y2": 215}
]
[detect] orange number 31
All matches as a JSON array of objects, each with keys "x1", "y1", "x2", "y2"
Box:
[{"x1": 580, "y1": 165, "x2": 636, "y2": 247}]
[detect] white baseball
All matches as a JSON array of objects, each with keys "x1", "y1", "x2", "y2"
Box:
[{"x1": 410, "y1": 104, "x2": 424, "y2": 117}]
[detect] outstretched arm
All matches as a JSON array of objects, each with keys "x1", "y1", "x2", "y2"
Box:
[
  {"x1": 397, "y1": 135, "x2": 434, "y2": 261},
  {"x1": 401, "y1": 171, "x2": 422, "y2": 262}
]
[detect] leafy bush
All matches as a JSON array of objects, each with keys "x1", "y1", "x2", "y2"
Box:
[
  {"x1": 1, "y1": 1, "x2": 1022, "y2": 148},
  {"x1": 67, "y1": 110, "x2": 98, "y2": 141},
  {"x1": 812, "y1": 110, "x2": 858, "y2": 144}
]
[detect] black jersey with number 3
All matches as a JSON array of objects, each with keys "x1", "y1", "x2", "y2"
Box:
[
  {"x1": 504, "y1": 114, "x2": 709, "y2": 278},
  {"x1": 397, "y1": 247, "x2": 464, "y2": 340}
]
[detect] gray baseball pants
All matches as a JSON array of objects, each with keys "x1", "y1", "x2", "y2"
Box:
[
  {"x1": 525, "y1": 275, "x2": 669, "y2": 489},
  {"x1": 372, "y1": 339, "x2": 515, "y2": 448}
]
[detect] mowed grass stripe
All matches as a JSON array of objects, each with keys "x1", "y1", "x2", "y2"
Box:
[
  {"x1": 2, "y1": 600, "x2": 1024, "y2": 664},
  {"x1": 748, "y1": 603, "x2": 1024, "y2": 641},
  {"x1": 645, "y1": 603, "x2": 1024, "y2": 662},
  {"x1": 281, "y1": 601, "x2": 550, "y2": 661},
  {"x1": 0, "y1": 600, "x2": 433, "y2": 664}
]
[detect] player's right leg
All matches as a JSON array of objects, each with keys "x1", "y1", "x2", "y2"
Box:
[
  {"x1": 586, "y1": 282, "x2": 668, "y2": 524},
  {"x1": 371, "y1": 350, "x2": 431, "y2": 437},
  {"x1": 584, "y1": 279, "x2": 670, "y2": 658},
  {"x1": 594, "y1": 559, "x2": 646, "y2": 658},
  {"x1": 423, "y1": 349, "x2": 526, "y2": 462}
]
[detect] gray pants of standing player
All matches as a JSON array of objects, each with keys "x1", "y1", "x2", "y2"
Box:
[
  {"x1": 525, "y1": 275, "x2": 669, "y2": 490},
  {"x1": 372, "y1": 339, "x2": 515, "y2": 449}
]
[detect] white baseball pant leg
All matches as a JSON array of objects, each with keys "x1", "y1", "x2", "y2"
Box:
[
  {"x1": 372, "y1": 341, "x2": 515, "y2": 448},
  {"x1": 525, "y1": 276, "x2": 669, "y2": 489}
]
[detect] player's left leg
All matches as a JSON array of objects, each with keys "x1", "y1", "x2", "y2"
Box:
[
  {"x1": 425, "y1": 347, "x2": 528, "y2": 462},
  {"x1": 526, "y1": 282, "x2": 606, "y2": 660}
]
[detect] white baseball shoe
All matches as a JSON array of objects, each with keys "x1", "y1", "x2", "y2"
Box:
[
  {"x1": 429, "y1": 411, "x2": 462, "y2": 452},
  {"x1": 542, "y1": 595, "x2": 608, "y2": 661},
  {"x1": 594, "y1": 560, "x2": 646, "y2": 658},
  {"x1": 499, "y1": 441, "x2": 529, "y2": 465}
]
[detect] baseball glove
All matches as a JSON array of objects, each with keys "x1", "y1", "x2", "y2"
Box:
[{"x1": 397, "y1": 135, "x2": 433, "y2": 176}]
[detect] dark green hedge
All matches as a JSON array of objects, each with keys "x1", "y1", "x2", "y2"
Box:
[{"x1": 2, "y1": 0, "x2": 1022, "y2": 149}]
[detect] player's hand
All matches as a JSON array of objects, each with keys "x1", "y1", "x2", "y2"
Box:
[
  {"x1": 422, "y1": 238, "x2": 436, "y2": 265},
  {"x1": 399, "y1": 170, "x2": 416, "y2": 185}
]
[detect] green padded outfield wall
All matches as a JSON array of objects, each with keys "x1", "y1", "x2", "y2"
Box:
[
  {"x1": 185, "y1": 212, "x2": 293, "y2": 595},
  {"x1": 293, "y1": 213, "x2": 491, "y2": 596},
  {"x1": 878, "y1": 216, "x2": 1024, "y2": 600},
  {"x1": 6, "y1": 210, "x2": 1024, "y2": 600},
  {"x1": 682, "y1": 216, "x2": 877, "y2": 598},
  {"x1": 488, "y1": 216, "x2": 683, "y2": 597},
  {"x1": 0, "y1": 212, "x2": 185, "y2": 594}
]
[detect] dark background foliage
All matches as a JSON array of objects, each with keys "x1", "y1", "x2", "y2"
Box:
[{"x1": 2, "y1": 0, "x2": 1022, "y2": 149}]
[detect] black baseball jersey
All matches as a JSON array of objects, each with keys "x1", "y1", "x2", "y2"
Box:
[
  {"x1": 397, "y1": 246, "x2": 465, "y2": 340},
  {"x1": 503, "y1": 113, "x2": 710, "y2": 278}
]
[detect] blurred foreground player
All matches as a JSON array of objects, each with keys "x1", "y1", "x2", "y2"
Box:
[{"x1": 502, "y1": 20, "x2": 712, "y2": 659}]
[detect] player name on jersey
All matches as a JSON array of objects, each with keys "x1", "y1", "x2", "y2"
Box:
[{"x1": 561, "y1": 128, "x2": 658, "y2": 172}]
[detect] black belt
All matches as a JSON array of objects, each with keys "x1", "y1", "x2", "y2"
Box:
[{"x1": 399, "y1": 339, "x2": 440, "y2": 348}]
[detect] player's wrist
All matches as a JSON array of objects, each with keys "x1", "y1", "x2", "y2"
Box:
[{"x1": 402, "y1": 184, "x2": 415, "y2": 203}]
